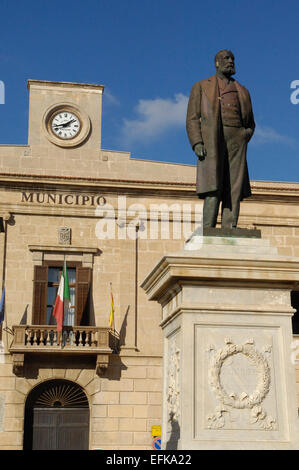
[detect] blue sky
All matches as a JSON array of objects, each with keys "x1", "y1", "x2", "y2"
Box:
[{"x1": 0, "y1": 0, "x2": 298, "y2": 183}]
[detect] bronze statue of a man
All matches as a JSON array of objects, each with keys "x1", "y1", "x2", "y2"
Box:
[{"x1": 186, "y1": 50, "x2": 255, "y2": 228}]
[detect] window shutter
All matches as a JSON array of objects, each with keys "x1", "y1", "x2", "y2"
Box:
[
  {"x1": 32, "y1": 266, "x2": 48, "y2": 325},
  {"x1": 76, "y1": 267, "x2": 91, "y2": 326}
]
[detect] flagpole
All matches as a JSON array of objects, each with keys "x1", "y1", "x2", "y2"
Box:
[
  {"x1": 1, "y1": 220, "x2": 6, "y2": 293},
  {"x1": 63, "y1": 257, "x2": 70, "y2": 348},
  {"x1": 61, "y1": 256, "x2": 68, "y2": 348},
  {"x1": 134, "y1": 223, "x2": 140, "y2": 351},
  {"x1": 61, "y1": 258, "x2": 65, "y2": 347},
  {"x1": 53, "y1": 260, "x2": 68, "y2": 346},
  {"x1": 1, "y1": 218, "x2": 8, "y2": 347}
]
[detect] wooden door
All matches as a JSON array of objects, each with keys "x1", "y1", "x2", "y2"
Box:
[{"x1": 32, "y1": 407, "x2": 89, "y2": 450}]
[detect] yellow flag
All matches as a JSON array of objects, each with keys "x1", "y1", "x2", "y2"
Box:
[{"x1": 109, "y1": 290, "x2": 115, "y2": 329}]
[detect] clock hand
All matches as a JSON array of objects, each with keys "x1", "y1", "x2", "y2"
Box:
[
  {"x1": 53, "y1": 119, "x2": 77, "y2": 130},
  {"x1": 53, "y1": 123, "x2": 64, "y2": 128},
  {"x1": 61, "y1": 119, "x2": 76, "y2": 128}
]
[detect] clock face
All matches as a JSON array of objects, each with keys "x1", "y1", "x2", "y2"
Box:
[{"x1": 51, "y1": 111, "x2": 81, "y2": 140}]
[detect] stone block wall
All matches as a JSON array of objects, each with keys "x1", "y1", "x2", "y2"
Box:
[{"x1": 0, "y1": 353, "x2": 162, "y2": 450}]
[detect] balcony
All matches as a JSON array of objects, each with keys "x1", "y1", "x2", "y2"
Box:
[{"x1": 9, "y1": 325, "x2": 114, "y2": 375}]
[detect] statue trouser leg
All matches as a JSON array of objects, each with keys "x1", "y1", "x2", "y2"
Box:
[
  {"x1": 221, "y1": 126, "x2": 248, "y2": 228},
  {"x1": 203, "y1": 192, "x2": 221, "y2": 228},
  {"x1": 222, "y1": 200, "x2": 240, "y2": 228}
]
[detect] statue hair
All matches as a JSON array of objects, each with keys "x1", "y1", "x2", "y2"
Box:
[{"x1": 214, "y1": 50, "x2": 234, "y2": 66}]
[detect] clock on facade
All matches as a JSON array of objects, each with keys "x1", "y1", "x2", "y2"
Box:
[
  {"x1": 50, "y1": 111, "x2": 81, "y2": 140},
  {"x1": 43, "y1": 103, "x2": 91, "y2": 148}
]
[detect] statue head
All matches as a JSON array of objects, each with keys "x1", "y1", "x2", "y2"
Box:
[{"x1": 215, "y1": 50, "x2": 235, "y2": 77}]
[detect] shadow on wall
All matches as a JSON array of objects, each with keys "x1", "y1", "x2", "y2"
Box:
[
  {"x1": 109, "y1": 305, "x2": 130, "y2": 354},
  {"x1": 20, "y1": 305, "x2": 29, "y2": 325},
  {"x1": 104, "y1": 306, "x2": 130, "y2": 381},
  {"x1": 165, "y1": 412, "x2": 180, "y2": 450},
  {"x1": 119, "y1": 306, "x2": 129, "y2": 349}
]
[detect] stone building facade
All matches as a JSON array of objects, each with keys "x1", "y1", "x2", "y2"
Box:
[{"x1": 0, "y1": 80, "x2": 298, "y2": 449}]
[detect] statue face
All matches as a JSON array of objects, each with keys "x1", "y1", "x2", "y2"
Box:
[{"x1": 216, "y1": 51, "x2": 235, "y2": 77}]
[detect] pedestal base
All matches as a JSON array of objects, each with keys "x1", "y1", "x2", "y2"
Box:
[{"x1": 142, "y1": 234, "x2": 299, "y2": 450}]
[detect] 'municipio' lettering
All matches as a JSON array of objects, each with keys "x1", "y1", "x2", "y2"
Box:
[{"x1": 21, "y1": 192, "x2": 106, "y2": 206}]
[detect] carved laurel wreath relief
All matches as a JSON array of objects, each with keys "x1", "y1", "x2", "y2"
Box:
[
  {"x1": 167, "y1": 338, "x2": 181, "y2": 422},
  {"x1": 207, "y1": 338, "x2": 277, "y2": 430}
]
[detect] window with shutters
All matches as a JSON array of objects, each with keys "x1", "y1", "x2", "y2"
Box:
[{"x1": 32, "y1": 262, "x2": 91, "y2": 326}]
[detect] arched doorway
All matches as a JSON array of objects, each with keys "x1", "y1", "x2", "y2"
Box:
[{"x1": 23, "y1": 379, "x2": 90, "y2": 450}]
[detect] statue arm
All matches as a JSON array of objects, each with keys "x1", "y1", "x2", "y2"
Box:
[
  {"x1": 247, "y1": 104, "x2": 255, "y2": 141},
  {"x1": 243, "y1": 90, "x2": 256, "y2": 142},
  {"x1": 186, "y1": 82, "x2": 204, "y2": 148}
]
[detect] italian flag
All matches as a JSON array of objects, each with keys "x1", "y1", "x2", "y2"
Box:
[{"x1": 53, "y1": 261, "x2": 70, "y2": 332}]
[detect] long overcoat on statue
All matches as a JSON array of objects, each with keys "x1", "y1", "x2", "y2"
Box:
[{"x1": 186, "y1": 74, "x2": 255, "y2": 199}]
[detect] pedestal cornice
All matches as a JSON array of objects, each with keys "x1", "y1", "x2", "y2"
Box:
[{"x1": 141, "y1": 238, "x2": 299, "y2": 303}]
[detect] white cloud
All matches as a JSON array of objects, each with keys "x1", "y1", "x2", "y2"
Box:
[
  {"x1": 252, "y1": 125, "x2": 295, "y2": 146},
  {"x1": 121, "y1": 93, "x2": 188, "y2": 144},
  {"x1": 120, "y1": 97, "x2": 296, "y2": 149},
  {"x1": 103, "y1": 88, "x2": 120, "y2": 106}
]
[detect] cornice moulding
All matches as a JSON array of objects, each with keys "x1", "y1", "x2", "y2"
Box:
[{"x1": 28, "y1": 245, "x2": 99, "y2": 254}]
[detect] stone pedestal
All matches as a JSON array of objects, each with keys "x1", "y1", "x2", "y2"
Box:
[{"x1": 141, "y1": 232, "x2": 299, "y2": 450}]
